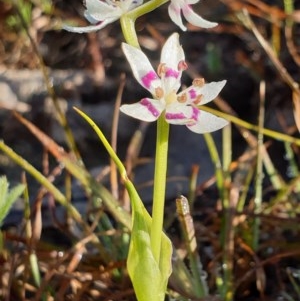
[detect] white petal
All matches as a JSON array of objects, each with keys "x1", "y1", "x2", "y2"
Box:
[
  {"x1": 168, "y1": 2, "x2": 187, "y2": 31},
  {"x1": 62, "y1": 18, "x2": 115, "y2": 33},
  {"x1": 180, "y1": 80, "x2": 226, "y2": 105},
  {"x1": 120, "y1": 98, "x2": 165, "y2": 122},
  {"x1": 198, "y1": 80, "x2": 226, "y2": 104},
  {"x1": 187, "y1": 110, "x2": 228, "y2": 133},
  {"x1": 129, "y1": 0, "x2": 144, "y2": 9},
  {"x1": 122, "y1": 0, "x2": 143, "y2": 11},
  {"x1": 84, "y1": 11, "x2": 99, "y2": 24},
  {"x1": 160, "y1": 33, "x2": 185, "y2": 94},
  {"x1": 122, "y1": 43, "x2": 161, "y2": 95},
  {"x1": 86, "y1": 0, "x2": 121, "y2": 20},
  {"x1": 165, "y1": 103, "x2": 193, "y2": 125},
  {"x1": 161, "y1": 33, "x2": 185, "y2": 71},
  {"x1": 182, "y1": 5, "x2": 217, "y2": 29}
]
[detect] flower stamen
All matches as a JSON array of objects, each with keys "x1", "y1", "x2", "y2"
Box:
[
  {"x1": 177, "y1": 93, "x2": 187, "y2": 103},
  {"x1": 192, "y1": 94, "x2": 204, "y2": 105},
  {"x1": 157, "y1": 63, "x2": 167, "y2": 77},
  {"x1": 178, "y1": 60, "x2": 188, "y2": 71},
  {"x1": 155, "y1": 87, "x2": 164, "y2": 99},
  {"x1": 192, "y1": 78, "x2": 205, "y2": 87}
]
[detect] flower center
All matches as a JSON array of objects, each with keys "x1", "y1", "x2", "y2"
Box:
[{"x1": 165, "y1": 91, "x2": 177, "y2": 105}]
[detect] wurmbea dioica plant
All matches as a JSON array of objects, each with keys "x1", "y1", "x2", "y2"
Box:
[{"x1": 65, "y1": 0, "x2": 228, "y2": 300}]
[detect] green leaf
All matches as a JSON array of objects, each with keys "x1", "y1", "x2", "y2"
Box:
[
  {"x1": 0, "y1": 176, "x2": 25, "y2": 226},
  {"x1": 73, "y1": 107, "x2": 173, "y2": 301},
  {"x1": 127, "y1": 185, "x2": 172, "y2": 301}
]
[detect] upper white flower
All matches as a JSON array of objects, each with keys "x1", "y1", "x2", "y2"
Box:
[
  {"x1": 120, "y1": 33, "x2": 228, "y2": 134},
  {"x1": 63, "y1": 0, "x2": 143, "y2": 33},
  {"x1": 168, "y1": 0, "x2": 217, "y2": 31}
]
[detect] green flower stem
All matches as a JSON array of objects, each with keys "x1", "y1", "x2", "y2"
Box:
[
  {"x1": 127, "y1": 0, "x2": 169, "y2": 19},
  {"x1": 151, "y1": 115, "x2": 170, "y2": 263},
  {"x1": 120, "y1": 1, "x2": 171, "y2": 265},
  {"x1": 120, "y1": 16, "x2": 140, "y2": 48},
  {"x1": 121, "y1": 0, "x2": 169, "y2": 48}
]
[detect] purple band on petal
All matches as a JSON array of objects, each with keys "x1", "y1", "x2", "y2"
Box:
[
  {"x1": 188, "y1": 89, "x2": 197, "y2": 99},
  {"x1": 191, "y1": 107, "x2": 200, "y2": 121},
  {"x1": 140, "y1": 98, "x2": 160, "y2": 117},
  {"x1": 165, "y1": 112, "x2": 186, "y2": 120},
  {"x1": 165, "y1": 68, "x2": 179, "y2": 79},
  {"x1": 141, "y1": 71, "x2": 158, "y2": 89}
]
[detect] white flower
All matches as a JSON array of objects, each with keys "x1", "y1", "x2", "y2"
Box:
[
  {"x1": 120, "y1": 33, "x2": 228, "y2": 134},
  {"x1": 168, "y1": 0, "x2": 217, "y2": 31},
  {"x1": 63, "y1": 0, "x2": 142, "y2": 33}
]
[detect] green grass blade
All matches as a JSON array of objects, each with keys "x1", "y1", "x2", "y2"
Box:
[{"x1": 0, "y1": 176, "x2": 25, "y2": 225}]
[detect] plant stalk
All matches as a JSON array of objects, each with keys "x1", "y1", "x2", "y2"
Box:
[{"x1": 151, "y1": 115, "x2": 170, "y2": 263}]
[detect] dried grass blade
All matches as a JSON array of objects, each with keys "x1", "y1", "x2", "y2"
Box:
[
  {"x1": 13, "y1": 111, "x2": 132, "y2": 228},
  {"x1": 293, "y1": 91, "x2": 300, "y2": 132},
  {"x1": 176, "y1": 195, "x2": 208, "y2": 298}
]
